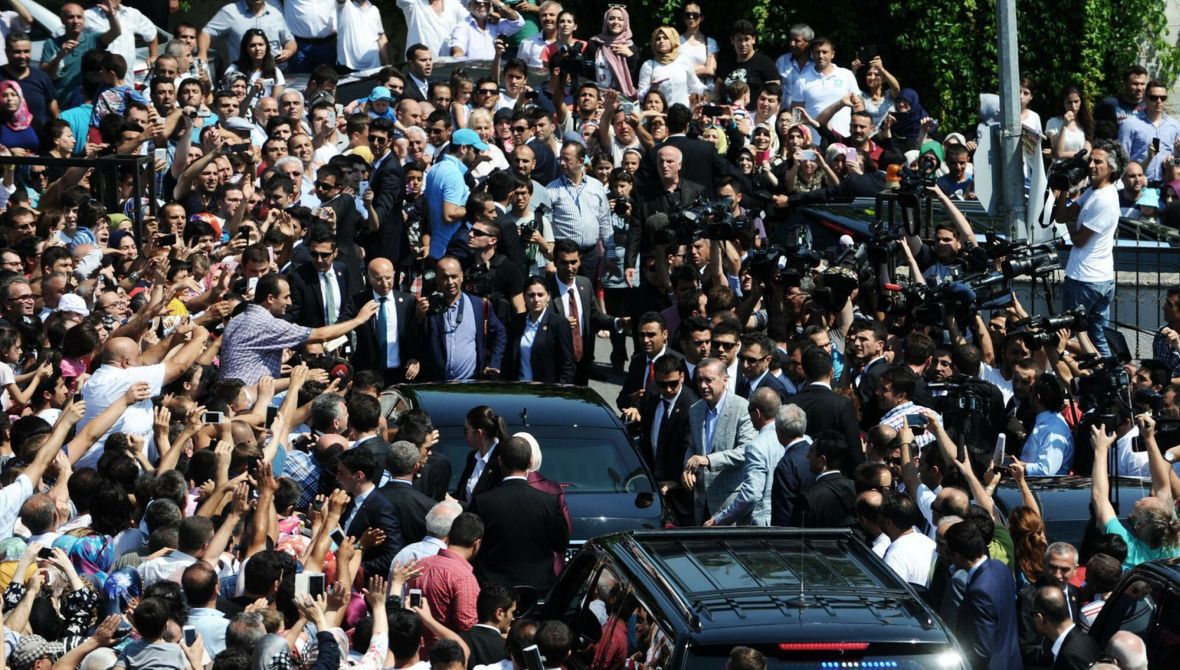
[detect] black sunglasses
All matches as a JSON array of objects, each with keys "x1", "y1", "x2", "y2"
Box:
[
  {"x1": 684, "y1": 11, "x2": 701, "y2": 18},
  {"x1": 469, "y1": 228, "x2": 494, "y2": 238},
  {"x1": 314, "y1": 181, "x2": 336, "y2": 189},
  {"x1": 310, "y1": 250, "x2": 335, "y2": 259}
]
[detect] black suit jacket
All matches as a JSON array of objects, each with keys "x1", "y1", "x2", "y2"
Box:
[
  {"x1": 460, "y1": 625, "x2": 506, "y2": 669},
  {"x1": 503, "y1": 309, "x2": 576, "y2": 383},
  {"x1": 376, "y1": 480, "x2": 435, "y2": 546},
  {"x1": 412, "y1": 292, "x2": 507, "y2": 382},
  {"x1": 625, "y1": 179, "x2": 708, "y2": 268},
  {"x1": 322, "y1": 193, "x2": 364, "y2": 290},
  {"x1": 636, "y1": 136, "x2": 734, "y2": 199},
  {"x1": 737, "y1": 371, "x2": 791, "y2": 403},
  {"x1": 340, "y1": 289, "x2": 416, "y2": 379},
  {"x1": 413, "y1": 450, "x2": 452, "y2": 502},
  {"x1": 1052, "y1": 627, "x2": 1102, "y2": 670},
  {"x1": 1019, "y1": 581, "x2": 1084, "y2": 670},
  {"x1": 618, "y1": 349, "x2": 684, "y2": 410},
  {"x1": 789, "y1": 382, "x2": 862, "y2": 459},
  {"x1": 638, "y1": 387, "x2": 698, "y2": 483},
  {"x1": 453, "y1": 446, "x2": 505, "y2": 503},
  {"x1": 770, "y1": 438, "x2": 816, "y2": 526},
  {"x1": 286, "y1": 261, "x2": 351, "y2": 328},
  {"x1": 369, "y1": 153, "x2": 407, "y2": 265},
  {"x1": 793, "y1": 471, "x2": 856, "y2": 528},
  {"x1": 344, "y1": 486, "x2": 403, "y2": 579},
  {"x1": 544, "y1": 274, "x2": 615, "y2": 375},
  {"x1": 403, "y1": 75, "x2": 429, "y2": 102},
  {"x1": 468, "y1": 478, "x2": 569, "y2": 591}
]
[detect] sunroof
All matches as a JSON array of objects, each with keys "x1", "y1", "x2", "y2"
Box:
[{"x1": 645, "y1": 538, "x2": 889, "y2": 596}]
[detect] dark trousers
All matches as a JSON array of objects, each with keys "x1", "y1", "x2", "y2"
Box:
[{"x1": 290, "y1": 38, "x2": 337, "y2": 74}]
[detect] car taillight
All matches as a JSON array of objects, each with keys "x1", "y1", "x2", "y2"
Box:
[{"x1": 777, "y1": 642, "x2": 870, "y2": 652}]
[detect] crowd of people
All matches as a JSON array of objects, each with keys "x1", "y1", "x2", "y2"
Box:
[{"x1": 0, "y1": 0, "x2": 1172, "y2": 669}]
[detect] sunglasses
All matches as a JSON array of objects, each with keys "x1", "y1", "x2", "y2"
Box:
[
  {"x1": 1150, "y1": 94, "x2": 1168, "y2": 101},
  {"x1": 469, "y1": 228, "x2": 494, "y2": 237},
  {"x1": 739, "y1": 354, "x2": 768, "y2": 364},
  {"x1": 714, "y1": 340, "x2": 739, "y2": 350},
  {"x1": 478, "y1": 88, "x2": 499, "y2": 95},
  {"x1": 368, "y1": 134, "x2": 389, "y2": 143},
  {"x1": 511, "y1": 125, "x2": 529, "y2": 133},
  {"x1": 655, "y1": 379, "x2": 680, "y2": 389},
  {"x1": 684, "y1": 11, "x2": 701, "y2": 18},
  {"x1": 314, "y1": 181, "x2": 336, "y2": 189},
  {"x1": 310, "y1": 250, "x2": 335, "y2": 259}
]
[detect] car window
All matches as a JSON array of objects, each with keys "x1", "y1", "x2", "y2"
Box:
[
  {"x1": 435, "y1": 427, "x2": 654, "y2": 494},
  {"x1": 561, "y1": 566, "x2": 622, "y2": 668},
  {"x1": 1093, "y1": 578, "x2": 1158, "y2": 644},
  {"x1": 1149, "y1": 597, "x2": 1180, "y2": 667}
]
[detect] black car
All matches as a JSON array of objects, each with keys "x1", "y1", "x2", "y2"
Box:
[
  {"x1": 536, "y1": 528, "x2": 967, "y2": 669},
  {"x1": 993, "y1": 476, "x2": 1153, "y2": 546},
  {"x1": 1087, "y1": 557, "x2": 1180, "y2": 668},
  {"x1": 382, "y1": 382, "x2": 664, "y2": 549}
]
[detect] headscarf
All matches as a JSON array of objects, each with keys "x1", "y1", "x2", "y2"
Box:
[
  {"x1": 102, "y1": 566, "x2": 142, "y2": 616},
  {"x1": 252, "y1": 634, "x2": 295, "y2": 670},
  {"x1": 892, "y1": 88, "x2": 928, "y2": 139},
  {"x1": 590, "y1": 7, "x2": 637, "y2": 98},
  {"x1": 651, "y1": 27, "x2": 681, "y2": 65},
  {"x1": 0, "y1": 80, "x2": 33, "y2": 131},
  {"x1": 0, "y1": 536, "x2": 26, "y2": 561},
  {"x1": 63, "y1": 532, "x2": 115, "y2": 590}
]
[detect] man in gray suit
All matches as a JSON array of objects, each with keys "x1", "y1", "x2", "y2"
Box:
[
  {"x1": 683, "y1": 358, "x2": 758, "y2": 525},
  {"x1": 707, "y1": 395, "x2": 804, "y2": 527}
]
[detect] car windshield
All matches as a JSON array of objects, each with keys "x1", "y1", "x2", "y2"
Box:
[
  {"x1": 435, "y1": 426, "x2": 653, "y2": 494},
  {"x1": 688, "y1": 646, "x2": 963, "y2": 669}
]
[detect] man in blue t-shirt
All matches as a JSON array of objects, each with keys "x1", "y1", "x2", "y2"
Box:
[
  {"x1": 424, "y1": 128, "x2": 486, "y2": 259},
  {"x1": 41, "y1": 3, "x2": 122, "y2": 107}
]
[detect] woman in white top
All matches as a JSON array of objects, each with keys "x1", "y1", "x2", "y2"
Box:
[
  {"x1": 1045, "y1": 84, "x2": 1093, "y2": 159},
  {"x1": 466, "y1": 108, "x2": 510, "y2": 181},
  {"x1": 637, "y1": 26, "x2": 705, "y2": 109},
  {"x1": 224, "y1": 29, "x2": 285, "y2": 101},
  {"x1": 678, "y1": 3, "x2": 717, "y2": 83}
]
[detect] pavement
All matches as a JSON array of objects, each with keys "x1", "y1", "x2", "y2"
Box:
[{"x1": 586, "y1": 332, "x2": 630, "y2": 414}]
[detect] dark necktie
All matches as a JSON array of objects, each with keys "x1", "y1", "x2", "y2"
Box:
[
  {"x1": 568, "y1": 288, "x2": 582, "y2": 361},
  {"x1": 377, "y1": 296, "x2": 389, "y2": 362}
]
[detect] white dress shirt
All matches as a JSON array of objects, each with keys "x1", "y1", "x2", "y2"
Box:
[
  {"x1": 449, "y1": 13, "x2": 524, "y2": 61},
  {"x1": 554, "y1": 277, "x2": 582, "y2": 338},
  {"x1": 373, "y1": 290, "x2": 402, "y2": 367},
  {"x1": 466, "y1": 439, "x2": 499, "y2": 499},
  {"x1": 341, "y1": 485, "x2": 374, "y2": 532},
  {"x1": 519, "y1": 309, "x2": 545, "y2": 381},
  {"x1": 320, "y1": 270, "x2": 341, "y2": 324}
]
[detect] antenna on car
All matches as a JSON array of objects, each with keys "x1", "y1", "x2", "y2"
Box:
[{"x1": 520, "y1": 407, "x2": 529, "y2": 427}]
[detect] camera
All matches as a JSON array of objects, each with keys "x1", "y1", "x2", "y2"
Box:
[
  {"x1": 1001, "y1": 239, "x2": 1065, "y2": 279},
  {"x1": 419, "y1": 269, "x2": 449, "y2": 315},
  {"x1": 1072, "y1": 354, "x2": 1132, "y2": 426},
  {"x1": 552, "y1": 44, "x2": 593, "y2": 80},
  {"x1": 677, "y1": 197, "x2": 747, "y2": 241},
  {"x1": 1011, "y1": 306, "x2": 1088, "y2": 333},
  {"x1": 1047, "y1": 148, "x2": 1090, "y2": 191},
  {"x1": 896, "y1": 152, "x2": 941, "y2": 208},
  {"x1": 613, "y1": 195, "x2": 631, "y2": 218}
]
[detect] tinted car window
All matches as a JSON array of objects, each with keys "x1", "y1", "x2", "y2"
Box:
[
  {"x1": 435, "y1": 427, "x2": 653, "y2": 494},
  {"x1": 687, "y1": 647, "x2": 961, "y2": 669}
]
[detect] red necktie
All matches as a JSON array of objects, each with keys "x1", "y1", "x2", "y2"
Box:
[
  {"x1": 646, "y1": 359, "x2": 655, "y2": 388},
  {"x1": 568, "y1": 288, "x2": 583, "y2": 362}
]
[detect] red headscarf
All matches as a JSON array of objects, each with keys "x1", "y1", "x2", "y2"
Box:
[{"x1": 0, "y1": 80, "x2": 32, "y2": 131}]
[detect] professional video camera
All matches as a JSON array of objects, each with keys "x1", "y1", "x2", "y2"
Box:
[
  {"x1": 1047, "y1": 148, "x2": 1090, "y2": 191},
  {"x1": 1000, "y1": 238, "x2": 1066, "y2": 279},
  {"x1": 1011, "y1": 306, "x2": 1089, "y2": 335},
  {"x1": 896, "y1": 151, "x2": 941, "y2": 209},
  {"x1": 677, "y1": 197, "x2": 751, "y2": 241},
  {"x1": 899, "y1": 271, "x2": 1013, "y2": 327},
  {"x1": 552, "y1": 44, "x2": 594, "y2": 80},
  {"x1": 1071, "y1": 354, "x2": 1132, "y2": 427},
  {"x1": 418, "y1": 269, "x2": 449, "y2": 316}
]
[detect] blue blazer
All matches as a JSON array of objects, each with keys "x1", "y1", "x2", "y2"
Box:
[
  {"x1": 414, "y1": 292, "x2": 507, "y2": 382},
  {"x1": 957, "y1": 558, "x2": 1021, "y2": 670}
]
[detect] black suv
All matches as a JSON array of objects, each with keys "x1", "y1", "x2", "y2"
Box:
[
  {"x1": 1087, "y1": 557, "x2": 1180, "y2": 668},
  {"x1": 536, "y1": 528, "x2": 967, "y2": 669}
]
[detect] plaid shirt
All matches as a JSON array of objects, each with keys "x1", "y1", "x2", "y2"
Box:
[
  {"x1": 282, "y1": 449, "x2": 320, "y2": 510},
  {"x1": 879, "y1": 401, "x2": 940, "y2": 448},
  {"x1": 410, "y1": 548, "x2": 479, "y2": 654},
  {"x1": 1154, "y1": 328, "x2": 1180, "y2": 378},
  {"x1": 220, "y1": 304, "x2": 311, "y2": 384}
]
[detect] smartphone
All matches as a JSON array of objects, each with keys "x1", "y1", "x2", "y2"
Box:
[
  {"x1": 73, "y1": 391, "x2": 83, "y2": 403},
  {"x1": 408, "y1": 588, "x2": 423, "y2": 608},
  {"x1": 202, "y1": 411, "x2": 225, "y2": 424},
  {"x1": 296, "y1": 572, "x2": 326, "y2": 598},
  {"x1": 991, "y1": 434, "x2": 1007, "y2": 469},
  {"x1": 1154, "y1": 137, "x2": 1162, "y2": 153},
  {"x1": 905, "y1": 414, "x2": 928, "y2": 428},
  {"x1": 313, "y1": 207, "x2": 329, "y2": 220},
  {"x1": 857, "y1": 44, "x2": 878, "y2": 62},
  {"x1": 844, "y1": 147, "x2": 859, "y2": 162},
  {"x1": 756, "y1": 150, "x2": 770, "y2": 163},
  {"x1": 330, "y1": 528, "x2": 346, "y2": 546},
  {"x1": 1131, "y1": 436, "x2": 1147, "y2": 453},
  {"x1": 311, "y1": 499, "x2": 324, "y2": 513},
  {"x1": 791, "y1": 108, "x2": 803, "y2": 123},
  {"x1": 702, "y1": 104, "x2": 724, "y2": 117},
  {"x1": 153, "y1": 147, "x2": 168, "y2": 165},
  {"x1": 522, "y1": 644, "x2": 545, "y2": 670},
  {"x1": 266, "y1": 405, "x2": 279, "y2": 425},
  {"x1": 156, "y1": 233, "x2": 177, "y2": 246},
  {"x1": 247, "y1": 277, "x2": 260, "y2": 295},
  {"x1": 38, "y1": 547, "x2": 53, "y2": 559},
  {"x1": 358, "y1": 180, "x2": 370, "y2": 198},
  {"x1": 799, "y1": 149, "x2": 817, "y2": 161},
  {"x1": 182, "y1": 625, "x2": 197, "y2": 646}
]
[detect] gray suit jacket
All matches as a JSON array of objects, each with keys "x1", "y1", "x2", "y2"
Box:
[
  {"x1": 710, "y1": 422, "x2": 785, "y2": 526},
  {"x1": 686, "y1": 393, "x2": 757, "y2": 524}
]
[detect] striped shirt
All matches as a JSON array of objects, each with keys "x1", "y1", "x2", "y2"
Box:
[
  {"x1": 220, "y1": 304, "x2": 311, "y2": 384},
  {"x1": 546, "y1": 174, "x2": 615, "y2": 255}
]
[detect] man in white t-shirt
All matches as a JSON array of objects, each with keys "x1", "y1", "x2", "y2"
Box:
[
  {"x1": 880, "y1": 492, "x2": 936, "y2": 587},
  {"x1": 336, "y1": 0, "x2": 386, "y2": 72},
  {"x1": 791, "y1": 37, "x2": 858, "y2": 138},
  {"x1": 398, "y1": 0, "x2": 468, "y2": 57},
  {"x1": 75, "y1": 324, "x2": 211, "y2": 469},
  {"x1": 1054, "y1": 140, "x2": 1124, "y2": 357}
]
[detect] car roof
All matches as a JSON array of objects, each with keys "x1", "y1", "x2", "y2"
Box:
[
  {"x1": 392, "y1": 382, "x2": 623, "y2": 429},
  {"x1": 600, "y1": 529, "x2": 952, "y2": 646},
  {"x1": 994, "y1": 476, "x2": 1154, "y2": 545}
]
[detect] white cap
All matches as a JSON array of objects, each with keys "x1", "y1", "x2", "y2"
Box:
[{"x1": 57, "y1": 293, "x2": 89, "y2": 317}]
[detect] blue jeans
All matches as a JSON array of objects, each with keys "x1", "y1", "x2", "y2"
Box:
[
  {"x1": 1061, "y1": 276, "x2": 1115, "y2": 357},
  {"x1": 289, "y1": 38, "x2": 337, "y2": 74}
]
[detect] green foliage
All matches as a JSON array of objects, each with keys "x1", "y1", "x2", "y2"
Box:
[{"x1": 610, "y1": 0, "x2": 1180, "y2": 132}]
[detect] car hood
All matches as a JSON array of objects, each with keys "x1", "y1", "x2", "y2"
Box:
[{"x1": 566, "y1": 492, "x2": 663, "y2": 541}]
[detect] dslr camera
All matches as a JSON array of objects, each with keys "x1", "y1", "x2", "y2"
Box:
[{"x1": 419, "y1": 269, "x2": 449, "y2": 316}]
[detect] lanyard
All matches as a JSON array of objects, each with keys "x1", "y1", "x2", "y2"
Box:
[{"x1": 562, "y1": 176, "x2": 587, "y2": 211}]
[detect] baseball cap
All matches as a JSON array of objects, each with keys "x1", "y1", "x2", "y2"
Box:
[
  {"x1": 223, "y1": 116, "x2": 254, "y2": 135},
  {"x1": 370, "y1": 86, "x2": 394, "y2": 102},
  {"x1": 451, "y1": 128, "x2": 489, "y2": 152},
  {"x1": 58, "y1": 293, "x2": 90, "y2": 317}
]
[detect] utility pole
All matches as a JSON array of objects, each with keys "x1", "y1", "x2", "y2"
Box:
[{"x1": 996, "y1": 0, "x2": 1027, "y2": 238}]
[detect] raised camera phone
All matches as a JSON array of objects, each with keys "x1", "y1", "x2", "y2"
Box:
[
  {"x1": 202, "y1": 411, "x2": 225, "y2": 424},
  {"x1": 702, "y1": 104, "x2": 724, "y2": 117},
  {"x1": 266, "y1": 406, "x2": 279, "y2": 425},
  {"x1": 330, "y1": 528, "x2": 346, "y2": 546},
  {"x1": 991, "y1": 434, "x2": 1007, "y2": 469},
  {"x1": 799, "y1": 150, "x2": 817, "y2": 161},
  {"x1": 296, "y1": 572, "x2": 326, "y2": 598},
  {"x1": 522, "y1": 644, "x2": 545, "y2": 670},
  {"x1": 183, "y1": 626, "x2": 197, "y2": 646},
  {"x1": 156, "y1": 233, "x2": 177, "y2": 246},
  {"x1": 358, "y1": 180, "x2": 370, "y2": 198},
  {"x1": 38, "y1": 547, "x2": 54, "y2": 559},
  {"x1": 408, "y1": 588, "x2": 423, "y2": 608}
]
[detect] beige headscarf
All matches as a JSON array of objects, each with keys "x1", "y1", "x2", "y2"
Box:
[{"x1": 651, "y1": 26, "x2": 681, "y2": 65}]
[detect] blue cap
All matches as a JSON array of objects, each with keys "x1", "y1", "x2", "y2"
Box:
[
  {"x1": 451, "y1": 128, "x2": 489, "y2": 152},
  {"x1": 370, "y1": 86, "x2": 393, "y2": 102}
]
